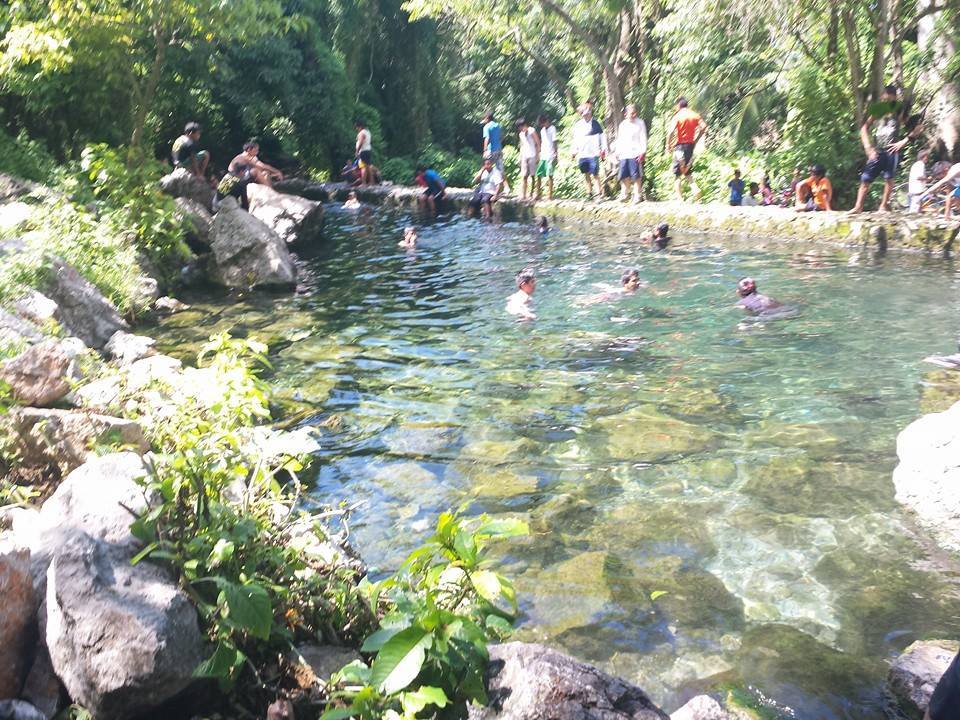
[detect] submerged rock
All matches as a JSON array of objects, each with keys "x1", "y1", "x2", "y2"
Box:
[
  {"x1": 46, "y1": 531, "x2": 203, "y2": 720},
  {"x1": 0, "y1": 540, "x2": 36, "y2": 699},
  {"x1": 159, "y1": 167, "x2": 213, "y2": 209},
  {"x1": 670, "y1": 695, "x2": 730, "y2": 720},
  {"x1": 468, "y1": 641, "x2": 668, "y2": 719},
  {"x1": 0, "y1": 340, "x2": 73, "y2": 406},
  {"x1": 519, "y1": 551, "x2": 612, "y2": 637},
  {"x1": 594, "y1": 406, "x2": 719, "y2": 463},
  {"x1": 208, "y1": 197, "x2": 297, "y2": 289},
  {"x1": 42, "y1": 259, "x2": 128, "y2": 350},
  {"x1": 887, "y1": 640, "x2": 957, "y2": 718},
  {"x1": 247, "y1": 183, "x2": 325, "y2": 244},
  {"x1": 893, "y1": 401, "x2": 960, "y2": 552}
]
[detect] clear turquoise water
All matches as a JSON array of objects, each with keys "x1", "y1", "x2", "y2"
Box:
[{"x1": 154, "y1": 206, "x2": 960, "y2": 718}]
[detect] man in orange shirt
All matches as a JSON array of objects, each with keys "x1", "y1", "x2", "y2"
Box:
[
  {"x1": 794, "y1": 164, "x2": 833, "y2": 211},
  {"x1": 667, "y1": 97, "x2": 707, "y2": 201}
]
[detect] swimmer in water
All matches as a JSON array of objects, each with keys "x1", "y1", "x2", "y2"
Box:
[
  {"x1": 399, "y1": 226, "x2": 417, "y2": 248},
  {"x1": 642, "y1": 222, "x2": 671, "y2": 250},
  {"x1": 343, "y1": 190, "x2": 361, "y2": 209},
  {"x1": 735, "y1": 277, "x2": 782, "y2": 314},
  {"x1": 576, "y1": 268, "x2": 644, "y2": 306},
  {"x1": 536, "y1": 215, "x2": 550, "y2": 234},
  {"x1": 506, "y1": 268, "x2": 537, "y2": 320}
]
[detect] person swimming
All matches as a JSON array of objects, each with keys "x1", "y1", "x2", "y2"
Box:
[
  {"x1": 642, "y1": 222, "x2": 671, "y2": 250},
  {"x1": 506, "y1": 268, "x2": 537, "y2": 320},
  {"x1": 621, "y1": 268, "x2": 641, "y2": 292},
  {"x1": 399, "y1": 226, "x2": 418, "y2": 248},
  {"x1": 536, "y1": 216, "x2": 550, "y2": 234},
  {"x1": 735, "y1": 277, "x2": 782, "y2": 314},
  {"x1": 343, "y1": 191, "x2": 361, "y2": 209},
  {"x1": 576, "y1": 268, "x2": 644, "y2": 306}
]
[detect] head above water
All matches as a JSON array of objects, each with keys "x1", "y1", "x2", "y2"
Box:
[
  {"x1": 737, "y1": 277, "x2": 757, "y2": 297},
  {"x1": 621, "y1": 269, "x2": 640, "y2": 289},
  {"x1": 536, "y1": 216, "x2": 549, "y2": 232},
  {"x1": 347, "y1": 191, "x2": 357, "y2": 200},
  {"x1": 655, "y1": 222, "x2": 669, "y2": 239},
  {"x1": 404, "y1": 226, "x2": 417, "y2": 241},
  {"x1": 516, "y1": 268, "x2": 536, "y2": 292}
]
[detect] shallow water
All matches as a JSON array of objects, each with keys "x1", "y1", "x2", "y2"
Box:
[{"x1": 154, "y1": 206, "x2": 960, "y2": 718}]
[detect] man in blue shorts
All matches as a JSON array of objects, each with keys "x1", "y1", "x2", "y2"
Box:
[
  {"x1": 414, "y1": 164, "x2": 446, "y2": 213},
  {"x1": 850, "y1": 85, "x2": 922, "y2": 213},
  {"x1": 615, "y1": 104, "x2": 647, "y2": 203},
  {"x1": 571, "y1": 103, "x2": 608, "y2": 200}
]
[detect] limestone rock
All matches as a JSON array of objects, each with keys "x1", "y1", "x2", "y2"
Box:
[
  {"x1": 0, "y1": 340, "x2": 72, "y2": 407},
  {"x1": 209, "y1": 197, "x2": 297, "y2": 288},
  {"x1": 20, "y1": 639, "x2": 61, "y2": 720},
  {"x1": 468, "y1": 642, "x2": 668, "y2": 719},
  {"x1": 9, "y1": 407, "x2": 148, "y2": 476},
  {"x1": 0, "y1": 308, "x2": 42, "y2": 348},
  {"x1": 13, "y1": 290, "x2": 59, "y2": 326},
  {"x1": 105, "y1": 331, "x2": 156, "y2": 365},
  {"x1": 0, "y1": 540, "x2": 36, "y2": 699},
  {"x1": 288, "y1": 644, "x2": 361, "y2": 690},
  {"x1": 46, "y1": 531, "x2": 204, "y2": 720},
  {"x1": 174, "y1": 196, "x2": 213, "y2": 247},
  {"x1": 893, "y1": 401, "x2": 960, "y2": 552},
  {"x1": 41, "y1": 259, "x2": 127, "y2": 349},
  {"x1": 154, "y1": 296, "x2": 190, "y2": 314},
  {"x1": 274, "y1": 178, "x2": 330, "y2": 201},
  {"x1": 159, "y1": 167, "x2": 213, "y2": 209},
  {"x1": 888, "y1": 640, "x2": 957, "y2": 717},
  {"x1": 670, "y1": 695, "x2": 730, "y2": 720},
  {"x1": 0, "y1": 700, "x2": 48, "y2": 720},
  {"x1": 0, "y1": 172, "x2": 36, "y2": 202},
  {"x1": 247, "y1": 182, "x2": 325, "y2": 244}
]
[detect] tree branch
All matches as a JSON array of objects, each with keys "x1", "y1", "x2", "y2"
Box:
[{"x1": 509, "y1": 29, "x2": 577, "y2": 112}]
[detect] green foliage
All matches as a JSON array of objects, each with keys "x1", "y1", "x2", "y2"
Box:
[
  {"x1": 323, "y1": 510, "x2": 528, "y2": 719},
  {"x1": 0, "y1": 128, "x2": 57, "y2": 183},
  {"x1": 380, "y1": 157, "x2": 417, "y2": 185},
  {"x1": 130, "y1": 334, "x2": 375, "y2": 694}
]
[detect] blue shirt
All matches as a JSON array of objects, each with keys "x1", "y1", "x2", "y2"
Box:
[
  {"x1": 423, "y1": 169, "x2": 444, "y2": 192},
  {"x1": 483, "y1": 121, "x2": 503, "y2": 153},
  {"x1": 728, "y1": 178, "x2": 745, "y2": 204}
]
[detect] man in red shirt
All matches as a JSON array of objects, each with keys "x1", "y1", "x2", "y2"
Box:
[{"x1": 667, "y1": 97, "x2": 707, "y2": 201}]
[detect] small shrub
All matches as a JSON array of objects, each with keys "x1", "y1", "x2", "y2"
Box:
[
  {"x1": 380, "y1": 157, "x2": 417, "y2": 185},
  {"x1": 0, "y1": 129, "x2": 58, "y2": 183}
]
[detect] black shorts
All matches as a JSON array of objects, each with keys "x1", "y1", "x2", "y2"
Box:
[
  {"x1": 359, "y1": 150, "x2": 373, "y2": 165},
  {"x1": 423, "y1": 184, "x2": 445, "y2": 201},
  {"x1": 672, "y1": 143, "x2": 695, "y2": 176},
  {"x1": 471, "y1": 192, "x2": 494, "y2": 209},
  {"x1": 860, "y1": 151, "x2": 899, "y2": 183},
  {"x1": 930, "y1": 652, "x2": 960, "y2": 720}
]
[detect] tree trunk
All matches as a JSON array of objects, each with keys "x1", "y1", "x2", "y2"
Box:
[
  {"x1": 129, "y1": 31, "x2": 169, "y2": 163},
  {"x1": 867, "y1": 0, "x2": 892, "y2": 103},
  {"x1": 918, "y1": 0, "x2": 960, "y2": 159},
  {"x1": 841, "y1": 3, "x2": 867, "y2": 124}
]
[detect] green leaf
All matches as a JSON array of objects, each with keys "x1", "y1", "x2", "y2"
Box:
[
  {"x1": 476, "y1": 518, "x2": 529, "y2": 538},
  {"x1": 650, "y1": 590, "x2": 669, "y2": 601},
  {"x1": 208, "y1": 538, "x2": 235, "y2": 567},
  {"x1": 221, "y1": 581, "x2": 272, "y2": 640},
  {"x1": 485, "y1": 614, "x2": 513, "y2": 636},
  {"x1": 361, "y1": 624, "x2": 406, "y2": 653},
  {"x1": 369, "y1": 626, "x2": 432, "y2": 695},
  {"x1": 469, "y1": 569, "x2": 502, "y2": 604},
  {"x1": 194, "y1": 641, "x2": 246, "y2": 681},
  {"x1": 400, "y1": 685, "x2": 449, "y2": 713},
  {"x1": 319, "y1": 708, "x2": 359, "y2": 720}
]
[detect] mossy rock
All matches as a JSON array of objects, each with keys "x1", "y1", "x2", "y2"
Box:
[
  {"x1": 518, "y1": 550, "x2": 613, "y2": 637},
  {"x1": 594, "y1": 404, "x2": 721, "y2": 462},
  {"x1": 741, "y1": 420, "x2": 846, "y2": 461},
  {"x1": 655, "y1": 383, "x2": 739, "y2": 424},
  {"x1": 458, "y1": 437, "x2": 538, "y2": 464},
  {"x1": 447, "y1": 462, "x2": 540, "y2": 499},
  {"x1": 381, "y1": 420, "x2": 460, "y2": 459},
  {"x1": 529, "y1": 492, "x2": 598, "y2": 536},
  {"x1": 590, "y1": 503, "x2": 718, "y2": 559},
  {"x1": 919, "y1": 369, "x2": 960, "y2": 414},
  {"x1": 371, "y1": 461, "x2": 439, "y2": 501}
]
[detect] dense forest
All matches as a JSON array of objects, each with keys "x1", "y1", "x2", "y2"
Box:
[{"x1": 1, "y1": 0, "x2": 959, "y2": 200}]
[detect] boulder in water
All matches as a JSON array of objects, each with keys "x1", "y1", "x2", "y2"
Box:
[
  {"x1": 595, "y1": 405, "x2": 720, "y2": 462},
  {"x1": 670, "y1": 695, "x2": 730, "y2": 720},
  {"x1": 208, "y1": 197, "x2": 297, "y2": 289},
  {"x1": 247, "y1": 183, "x2": 324, "y2": 244},
  {"x1": 887, "y1": 640, "x2": 957, "y2": 718},
  {"x1": 159, "y1": 167, "x2": 213, "y2": 209}
]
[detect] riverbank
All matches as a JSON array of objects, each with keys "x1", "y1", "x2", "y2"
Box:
[{"x1": 284, "y1": 180, "x2": 960, "y2": 254}]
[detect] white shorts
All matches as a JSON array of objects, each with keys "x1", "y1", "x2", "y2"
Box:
[
  {"x1": 520, "y1": 157, "x2": 538, "y2": 177},
  {"x1": 908, "y1": 193, "x2": 922, "y2": 213}
]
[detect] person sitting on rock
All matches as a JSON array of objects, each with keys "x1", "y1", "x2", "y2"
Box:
[
  {"x1": 216, "y1": 140, "x2": 283, "y2": 210},
  {"x1": 506, "y1": 268, "x2": 537, "y2": 320},
  {"x1": 399, "y1": 226, "x2": 418, "y2": 248},
  {"x1": 343, "y1": 191, "x2": 361, "y2": 209},
  {"x1": 171, "y1": 122, "x2": 210, "y2": 178},
  {"x1": 470, "y1": 157, "x2": 504, "y2": 220},
  {"x1": 415, "y1": 165, "x2": 446, "y2": 213},
  {"x1": 795, "y1": 164, "x2": 833, "y2": 212},
  {"x1": 641, "y1": 222, "x2": 671, "y2": 251},
  {"x1": 735, "y1": 277, "x2": 782, "y2": 314}
]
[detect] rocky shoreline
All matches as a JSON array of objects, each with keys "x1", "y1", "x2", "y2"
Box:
[{"x1": 1, "y1": 171, "x2": 957, "y2": 719}]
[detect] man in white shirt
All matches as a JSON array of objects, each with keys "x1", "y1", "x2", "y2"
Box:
[
  {"x1": 516, "y1": 118, "x2": 540, "y2": 201},
  {"x1": 470, "y1": 157, "x2": 505, "y2": 219},
  {"x1": 614, "y1": 104, "x2": 648, "y2": 203},
  {"x1": 506, "y1": 268, "x2": 537, "y2": 320},
  {"x1": 536, "y1": 115, "x2": 558, "y2": 200},
  {"x1": 571, "y1": 104, "x2": 608, "y2": 200},
  {"x1": 908, "y1": 149, "x2": 929, "y2": 213},
  {"x1": 355, "y1": 120, "x2": 373, "y2": 186}
]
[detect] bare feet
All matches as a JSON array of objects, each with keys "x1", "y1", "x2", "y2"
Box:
[{"x1": 848, "y1": 207, "x2": 864, "y2": 214}]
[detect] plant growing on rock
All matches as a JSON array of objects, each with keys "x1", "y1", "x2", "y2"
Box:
[{"x1": 322, "y1": 510, "x2": 528, "y2": 719}]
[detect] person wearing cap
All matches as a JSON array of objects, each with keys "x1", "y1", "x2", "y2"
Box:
[
  {"x1": 171, "y1": 122, "x2": 210, "y2": 178},
  {"x1": 506, "y1": 268, "x2": 537, "y2": 320},
  {"x1": 736, "y1": 277, "x2": 782, "y2": 314},
  {"x1": 642, "y1": 222, "x2": 671, "y2": 251},
  {"x1": 795, "y1": 165, "x2": 833, "y2": 211}
]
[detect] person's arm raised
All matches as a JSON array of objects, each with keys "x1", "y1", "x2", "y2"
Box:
[{"x1": 860, "y1": 119, "x2": 877, "y2": 160}]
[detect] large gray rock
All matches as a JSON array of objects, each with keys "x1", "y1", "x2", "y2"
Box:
[
  {"x1": 174, "y1": 196, "x2": 213, "y2": 247},
  {"x1": 670, "y1": 695, "x2": 730, "y2": 720},
  {"x1": 469, "y1": 642, "x2": 668, "y2": 720},
  {"x1": 105, "y1": 330, "x2": 156, "y2": 365},
  {"x1": 46, "y1": 531, "x2": 204, "y2": 720},
  {"x1": 893, "y1": 401, "x2": 960, "y2": 552},
  {"x1": 887, "y1": 640, "x2": 957, "y2": 718},
  {"x1": 12, "y1": 290, "x2": 59, "y2": 326},
  {"x1": 159, "y1": 167, "x2": 213, "y2": 209},
  {"x1": 0, "y1": 700, "x2": 48, "y2": 720},
  {"x1": 9, "y1": 407, "x2": 148, "y2": 475},
  {"x1": 273, "y1": 178, "x2": 330, "y2": 202},
  {"x1": 209, "y1": 196, "x2": 297, "y2": 288},
  {"x1": 0, "y1": 340, "x2": 72, "y2": 406},
  {"x1": 247, "y1": 182, "x2": 324, "y2": 244},
  {"x1": 41, "y1": 260, "x2": 128, "y2": 350},
  {"x1": 0, "y1": 540, "x2": 35, "y2": 699},
  {"x1": 0, "y1": 173, "x2": 36, "y2": 202},
  {"x1": 0, "y1": 308, "x2": 42, "y2": 348}
]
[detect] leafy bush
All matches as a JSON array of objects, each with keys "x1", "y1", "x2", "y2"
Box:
[
  {"x1": 0, "y1": 129, "x2": 58, "y2": 183},
  {"x1": 323, "y1": 510, "x2": 528, "y2": 719},
  {"x1": 380, "y1": 157, "x2": 417, "y2": 185},
  {"x1": 130, "y1": 334, "x2": 376, "y2": 698}
]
